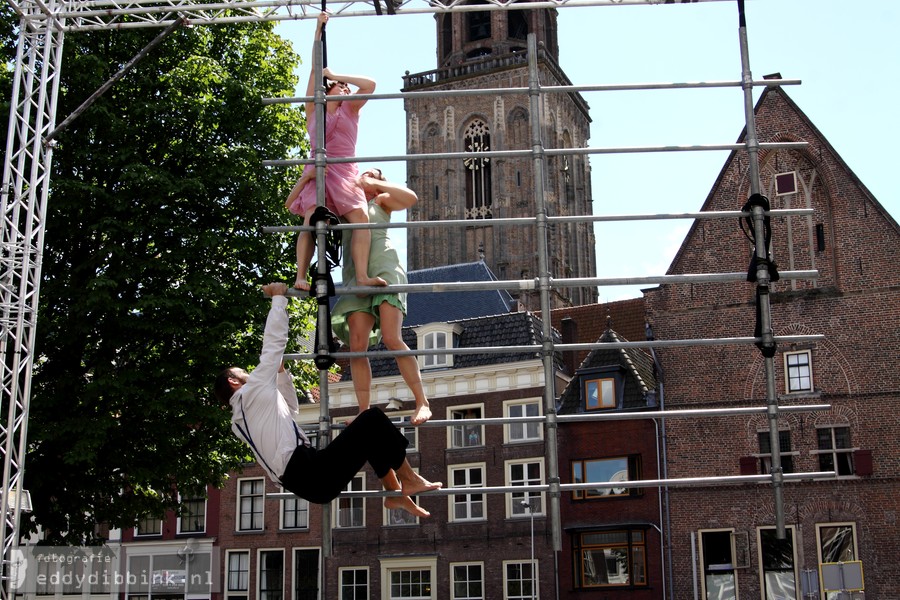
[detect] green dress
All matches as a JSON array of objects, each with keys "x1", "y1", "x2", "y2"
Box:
[{"x1": 331, "y1": 201, "x2": 407, "y2": 347}]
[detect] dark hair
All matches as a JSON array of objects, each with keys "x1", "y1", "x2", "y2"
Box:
[{"x1": 214, "y1": 367, "x2": 239, "y2": 405}]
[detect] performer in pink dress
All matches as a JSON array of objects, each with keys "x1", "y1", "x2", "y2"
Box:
[{"x1": 285, "y1": 12, "x2": 387, "y2": 292}]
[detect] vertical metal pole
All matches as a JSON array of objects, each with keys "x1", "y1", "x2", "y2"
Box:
[
  {"x1": 736, "y1": 0, "x2": 785, "y2": 538},
  {"x1": 310, "y1": 39, "x2": 333, "y2": 559},
  {"x1": 0, "y1": 5, "x2": 65, "y2": 597},
  {"x1": 525, "y1": 33, "x2": 561, "y2": 553}
]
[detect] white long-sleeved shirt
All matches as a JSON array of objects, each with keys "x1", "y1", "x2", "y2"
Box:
[{"x1": 230, "y1": 295, "x2": 310, "y2": 483}]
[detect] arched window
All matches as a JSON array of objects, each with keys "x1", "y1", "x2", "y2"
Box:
[{"x1": 464, "y1": 119, "x2": 492, "y2": 219}]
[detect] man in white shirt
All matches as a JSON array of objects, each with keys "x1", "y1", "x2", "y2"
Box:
[{"x1": 215, "y1": 282, "x2": 441, "y2": 517}]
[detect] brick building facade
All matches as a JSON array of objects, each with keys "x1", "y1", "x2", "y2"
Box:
[{"x1": 645, "y1": 85, "x2": 900, "y2": 598}]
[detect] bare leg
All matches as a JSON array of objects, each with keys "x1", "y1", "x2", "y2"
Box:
[
  {"x1": 294, "y1": 207, "x2": 316, "y2": 291},
  {"x1": 381, "y1": 469, "x2": 432, "y2": 518},
  {"x1": 344, "y1": 208, "x2": 387, "y2": 288},
  {"x1": 379, "y1": 302, "x2": 431, "y2": 425},
  {"x1": 347, "y1": 311, "x2": 376, "y2": 414}
]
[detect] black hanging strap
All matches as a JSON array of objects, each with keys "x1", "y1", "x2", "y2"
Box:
[{"x1": 307, "y1": 206, "x2": 342, "y2": 370}]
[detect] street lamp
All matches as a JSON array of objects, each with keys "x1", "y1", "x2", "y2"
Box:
[{"x1": 520, "y1": 500, "x2": 535, "y2": 600}]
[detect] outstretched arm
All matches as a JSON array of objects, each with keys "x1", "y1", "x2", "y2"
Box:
[{"x1": 304, "y1": 12, "x2": 329, "y2": 115}]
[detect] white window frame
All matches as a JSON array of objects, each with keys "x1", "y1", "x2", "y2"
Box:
[
  {"x1": 448, "y1": 463, "x2": 486, "y2": 523},
  {"x1": 774, "y1": 171, "x2": 798, "y2": 196},
  {"x1": 335, "y1": 474, "x2": 366, "y2": 528},
  {"x1": 756, "y1": 525, "x2": 799, "y2": 600},
  {"x1": 339, "y1": 567, "x2": 369, "y2": 600},
  {"x1": 390, "y1": 414, "x2": 419, "y2": 453},
  {"x1": 415, "y1": 323, "x2": 461, "y2": 370},
  {"x1": 257, "y1": 549, "x2": 284, "y2": 600},
  {"x1": 450, "y1": 562, "x2": 484, "y2": 600},
  {"x1": 505, "y1": 458, "x2": 545, "y2": 519},
  {"x1": 784, "y1": 349, "x2": 813, "y2": 393},
  {"x1": 503, "y1": 399, "x2": 542, "y2": 444},
  {"x1": 177, "y1": 495, "x2": 207, "y2": 534},
  {"x1": 280, "y1": 491, "x2": 310, "y2": 530},
  {"x1": 448, "y1": 404, "x2": 485, "y2": 449},
  {"x1": 380, "y1": 556, "x2": 437, "y2": 600},
  {"x1": 225, "y1": 550, "x2": 250, "y2": 600},
  {"x1": 134, "y1": 514, "x2": 162, "y2": 537},
  {"x1": 815, "y1": 522, "x2": 858, "y2": 565},
  {"x1": 292, "y1": 547, "x2": 321, "y2": 600},
  {"x1": 502, "y1": 559, "x2": 538, "y2": 600},
  {"x1": 237, "y1": 477, "x2": 265, "y2": 532}
]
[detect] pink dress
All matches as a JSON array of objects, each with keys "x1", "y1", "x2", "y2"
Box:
[{"x1": 288, "y1": 101, "x2": 367, "y2": 217}]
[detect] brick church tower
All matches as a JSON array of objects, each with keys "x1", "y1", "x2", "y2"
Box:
[{"x1": 402, "y1": 2, "x2": 598, "y2": 310}]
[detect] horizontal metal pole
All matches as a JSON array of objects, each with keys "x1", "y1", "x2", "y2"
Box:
[
  {"x1": 266, "y1": 471, "x2": 837, "y2": 500},
  {"x1": 40, "y1": 0, "x2": 748, "y2": 33},
  {"x1": 317, "y1": 404, "x2": 830, "y2": 429},
  {"x1": 262, "y1": 208, "x2": 815, "y2": 234},
  {"x1": 281, "y1": 270, "x2": 818, "y2": 298},
  {"x1": 263, "y1": 141, "x2": 805, "y2": 168},
  {"x1": 262, "y1": 78, "x2": 800, "y2": 105},
  {"x1": 284, "y1": 334, "x2": 825, "y2": 362}
]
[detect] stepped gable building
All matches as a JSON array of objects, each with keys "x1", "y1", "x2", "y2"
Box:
[
  {"x1": 402, "y1": 0, "x2": 598, "y2": 310},
  {"x1": 646, "y1": 84, "x2": 900, "y2": 598}
]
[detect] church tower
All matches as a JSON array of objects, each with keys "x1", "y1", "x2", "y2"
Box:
[{"x1": 403, "y1": 2, "x2": 598, "y2": 310}]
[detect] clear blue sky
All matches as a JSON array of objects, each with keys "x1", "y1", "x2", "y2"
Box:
[{"x1": 278, "y1": 0, "x2": 898, "y2": 301}]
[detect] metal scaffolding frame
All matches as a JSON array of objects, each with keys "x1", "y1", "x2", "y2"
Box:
[{"x1": 0, "y1": 0, "x2": 820, "y2": 596}]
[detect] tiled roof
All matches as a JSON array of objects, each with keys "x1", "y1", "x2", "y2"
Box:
[
  {"x1": 338, "y1": 311, "x2": 561, "y2": 380},
  {"x1": 405, "y1": 261, "x2": 516, "y2": 326},
  {"x1": 557, "y1": 327, "x2": 658, "y2": 414}
]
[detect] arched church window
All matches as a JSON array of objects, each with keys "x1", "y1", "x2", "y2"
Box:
[{"x1": 464, "y1": 119, "x2": 492, "y2": 219}]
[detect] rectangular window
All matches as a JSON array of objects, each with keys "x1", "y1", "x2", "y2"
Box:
[
  {"x1": 449, "y1": 465, "x2": 485, "y2": 522},
  {"x1": 450, "y1": 406, "x2": 483, "y2": 448},
  {"x1": 238, "y1": 478, "x2": 265, "y2": 531},
  {"x1": 392, "y1": 415, "x2": 418, "y2": 452},
  {"x1": 817, "y1": 523, "x2": 857, "y2": 564},
  {"x1": 259, "y1": 551, "x2": 284, "y2": 600},
  {"x1": 294, "y1": 549, "x2": 320, "y2": 600},
  {"x1": 338, "y1": 475, "x2": 365, "y2": 528},
  {"x1": 226, "y1": 551, "x2": 250, "y2": 600},
  {"x1": 574, "y1": 530, "x2": 647, "y2": 588},
  {"x1": 135, "y1": 515, "x2": 162, "y2": 537},
  {"x1": 503, "y1": 561, "x2": 537, "y2": 600},
  {"x1": 389, "y1": 568, "x2": 431, "y2": 599},
  {"x1": 571, "y1": 456, "x2": 640, "y2": 499},
  {"x1": 386, "y1": 469, "x2": 422, "y2": 526},
  {"x1": 451, "y1": 563, "x2": 483, "y2": 600},
  {"x1": 423, "y1": 331, "x2": 448, "y2": 368},
  {"x1": 816, "y1": 427, "x2": 855, "y2": 476},
  {"x1": 178, "y1": 497, "x2": 206, "y2": 533},
  {"x1": 505, "y1": 400, "x2": 541, "y2": 443},
  {"x1": 758, "y1": 430, "x2": 795, "y2": 474},
  {"x1": 282, "y1": 494, "x2": 310, "y2": 530},
  {"x1": 340, "y1": 568, "x2": 368, "y2": 600},
  {"x1": 759, "y1": 526, "x2": 797, "y2": 599},
  {"x1": 784, "y1": 350, "x2": 813, "y2": 393},
  {"x1": 584, "y1": 377, "x2": 616, "y2": 410},
  {"x1": 700, "y1": 530, "x2": 736, "y2": 600},
  {"x1": 775, "y1": 171, "x2": 798, "y2": 195},
  {"x1": 507, "y1": 459, "x2": 544, "y2": 517}
]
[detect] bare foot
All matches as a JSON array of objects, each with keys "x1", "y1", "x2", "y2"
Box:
[
  {"x1": 411, "y1": 403, "x2": 432, "y2": 426},
  {"x1": 294, "y1": 275, "x2": 310, "y2": 291},
  {"x1": 357, "y1": 275, "x2": 388, "y2": 288},
  {"x1": 398, "y1": 470, "x2": 442, "y2": 497},
  {"x1": 384, "y1": 495, "x2": 431, "y2": 518}
]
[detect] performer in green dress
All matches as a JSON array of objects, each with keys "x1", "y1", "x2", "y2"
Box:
[{"x1": 331, "y1": 169, "x2": 432, "y2": 425}]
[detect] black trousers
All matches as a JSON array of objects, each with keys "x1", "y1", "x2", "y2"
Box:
[{"x1": 279, "y1": 407, "x2": 410, "y2": 504}]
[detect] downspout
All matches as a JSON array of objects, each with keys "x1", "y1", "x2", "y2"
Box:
[{"x1": 647, "y1": 323, "x2": 674, "y2": 599}]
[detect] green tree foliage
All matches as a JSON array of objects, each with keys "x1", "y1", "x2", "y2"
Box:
[{"x1": 20, "y1": 20, "x2": 315, "y2": 543}]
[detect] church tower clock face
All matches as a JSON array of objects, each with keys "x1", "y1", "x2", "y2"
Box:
[{"x1": 403, "y1": 1, "x2": 597, "y2": 310}]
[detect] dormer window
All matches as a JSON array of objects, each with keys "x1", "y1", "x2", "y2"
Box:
[
  {"x1": 416, "y1": 323, "x2": 462, "y2": 370},
  {"x1": 584, "y1": 377, "x2": 615, "y2": 410}
]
